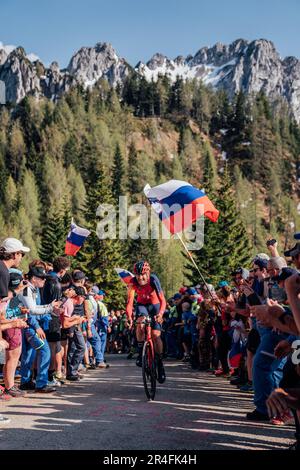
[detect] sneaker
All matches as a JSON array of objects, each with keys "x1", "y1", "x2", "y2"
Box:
[
  {"x1": 20, "y1": 381, "x2": 36, "y2": 391},
  {"x1": 246, "y1": 409, "x2": 269, "y2": 421},
  {"x1": 270, "y1": 416, "x2": 285, "y2": 426},
  {"x1": 4, "y1": 386, "x2": 26, "y2": 397},
  {"x1": 48, "y1": 379, "x2": 62, "y2": 387},
  {"x1": 53, "y1": 374, "x2": 65, "y2": 384},
  {"x1": 97, "y1": 363, "x2": 109, "y2": 369},
  {"x1": 215, "y1": 369, "x2": 230, "y2": 378},
  {"x1": 0, "y1": 385, "x2": 11, "y2": 401},
  {"x1": 66, "y1": 375, "x2": 80, "y2": 382},
  {"x1": 230, "y1": 377, "x2": 243, "y2": 386},
  {"x1": 240, "y1": 383, "x2": 254, "y2": 392},
  {"x1": 271, "y1": 411, "x2": 294, "y2": 426},
  {"x1": 136, "y1": 357, "x2": 142, "y2": 368},
  {"x1": 88, "y1": 364, "x2": 97, "y2": 370},
  {"x1": 0, "y1": 415, "x2": 11, "y2": 424},
  {"x1": 35, "y1": 385, "x2": 57, "y2": 393}
]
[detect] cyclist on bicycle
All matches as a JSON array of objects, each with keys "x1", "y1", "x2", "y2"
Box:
[{"x1": 126, "y1": 260, "x2": 166, "y2": 384}]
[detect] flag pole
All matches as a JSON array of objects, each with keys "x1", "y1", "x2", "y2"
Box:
[{"x1": 175, "y1": 231, "x2": 217, "y2": 304}]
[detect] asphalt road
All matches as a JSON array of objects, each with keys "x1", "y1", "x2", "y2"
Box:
[{"x1": 0, "y1": 355, "x2": 295, "y2": 450}]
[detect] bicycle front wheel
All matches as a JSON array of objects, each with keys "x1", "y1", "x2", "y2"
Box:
[{"x1": 142, "y1": 340, "x2": 156, "y2": 401}]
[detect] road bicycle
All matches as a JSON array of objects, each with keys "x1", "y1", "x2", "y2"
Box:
[{"x1": 142, "y1": 315, "x2": 157, "y2": 400}]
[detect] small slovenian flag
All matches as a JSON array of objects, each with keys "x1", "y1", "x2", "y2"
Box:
[
  {"x1": 65, "y1": 219, "x2": 91, "y2": 256},
  {"x1": 228, "y1": 340, "x2": 245, "y2": 369},
  {"x1": 115, "y1": 268, "x2": 134, "y2": 285},
  {"x1": 144, "y1": 180, "x2": 219, "y2": 234}
]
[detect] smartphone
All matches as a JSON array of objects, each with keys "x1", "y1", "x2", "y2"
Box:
[
  {"x1": 260, "y1": 350, "x2": 276, "y2": 359},
  {"x1": 266, "y1": 239, "x2": 276, "y2": 247}
]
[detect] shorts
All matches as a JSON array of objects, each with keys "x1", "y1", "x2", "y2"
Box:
[
  {"x1": 48, "y1": 340, "x2": 62, "y2": 354},
  {"x1": 135, "y1": 304, "x2": 161, "y2": 331},
  {"x1": 183, "y1": 333, "x2": 192, "y2": 347},
  {"x1": 3, "y1": 328, "x2": 22, "y2": 351},
  {"x1": 61, "y1": 328, "x2": 69, "y2": 341},
  {"x1": 247, "y1": 328, "x2": 261, "y2": 354},
  {"x1": 46, "y1": 331, "x2": 61, "y2": 342}
]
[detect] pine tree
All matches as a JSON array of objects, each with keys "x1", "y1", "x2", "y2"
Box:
[
  {"x1": 214, "y1": 165, "x2": 252, "y2": 277},
  {"x1": 39, "y1": 202, "x2": 67, "y2": 262},
  {"x1": 80, "y1": 165, "x2": 126, "y2": 308},
  {"x1": 185, "y1": 147, "x2": 219, "y2": 285},
  {"x1": 112, "y1": 143, "x2": 125, "y2": 203},
  {"x1": 66, "y1": 164, "x2": 86, "y2": 224},
  {"x1": 127, "y1": 142, "x2": 140, "y2": 203}
]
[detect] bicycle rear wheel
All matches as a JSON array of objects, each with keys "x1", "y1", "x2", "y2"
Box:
[{"x1": 142, "y1": 340, "x2": 156, "y2": 400}]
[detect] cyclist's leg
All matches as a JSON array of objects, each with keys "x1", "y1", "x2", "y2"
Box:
[
  {"x1": 151, "y1": 328, "x2": 163, "y2": 355},
  {"x1": 150, "y1": 306, "x2": 166, "y2": 383},
  {"x1": 135, "y1": 305, "x2": 148, "y2": 366}
]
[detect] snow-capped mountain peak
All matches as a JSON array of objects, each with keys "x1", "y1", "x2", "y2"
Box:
[{"x1": 0, "y1": 38, "x2": 300, "y2": 122}]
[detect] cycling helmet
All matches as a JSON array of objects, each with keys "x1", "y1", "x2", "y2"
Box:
[{"x1": 133, "y1": 260, "x2": 150, "y2": 275}]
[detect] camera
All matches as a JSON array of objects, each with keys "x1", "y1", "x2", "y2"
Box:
[{"x1": 266, "y1": 239, "x2": 276, "y2": 247}]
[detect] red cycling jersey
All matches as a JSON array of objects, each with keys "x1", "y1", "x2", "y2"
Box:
[{"x1": 126, "y1": 274, "x2": 166, "y2": 320}]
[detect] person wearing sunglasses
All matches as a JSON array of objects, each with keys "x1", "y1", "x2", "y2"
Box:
[{"x1": 0, "y1": 238, "x2": 30, "y2": 301}]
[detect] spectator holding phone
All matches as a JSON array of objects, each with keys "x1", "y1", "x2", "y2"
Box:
[
  {"x1": 19, "y1": 266, "x2": 59, "y2": 393},
  {"x1": 0, "y1": 270, "x2": 29, "y2": 397},
  {"x1": 65, "y1": 286, "x2": 87, "y2": 381},
  {"x1": 0, "y1": 238, "x2": 30, "y2": 300}
]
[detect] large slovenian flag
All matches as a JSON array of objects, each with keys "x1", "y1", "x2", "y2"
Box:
[
  {"x1": 115, "y1": 268, "x2": 134, "y2": 285},
  {"x1": 144, "y1": 180, "x2": 219, "y2": 234},
  {"x1": 65, "y1": 219, "x2": 91, "y2": 256}
]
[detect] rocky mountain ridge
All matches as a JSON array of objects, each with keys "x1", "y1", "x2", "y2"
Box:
[{"x1": 0, "y1": 39, "x2": 300, "y2": 122}]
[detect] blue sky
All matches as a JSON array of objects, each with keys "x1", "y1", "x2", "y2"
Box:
[{"x1": 1, "y1": 0, "x2": 299, "y2": 67}]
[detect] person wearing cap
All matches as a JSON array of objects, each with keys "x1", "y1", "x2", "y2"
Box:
[
  {"x1": 19, "y1": 266, "x2": 60, "y2": 393},
  {"x1": 42, "y1": 256, "x2": 71, "y2": 304},
  {"x1": 0, "y1": 261, "x2": 27, "y2": 407},
  {"x1": 284, "y1": 242, "x2": 300, "y2": 271},
  {"x1": 95, "y1": 290, "x2": 110, "y2": 368},
  {"x1": 41, "y1": 258, "x2": 71, "y2": 384},
  {"x1": 218, "y1": 281, "x2": 229, "y2": 288},
  {"x1": 284, "y1": 240, "x2": 300, "y2": 333},
  {"x1": 251, "y1": 267, "x2": 300, "y2": 429},
  {"x1": 0, "y1": 238, "x2": 30, "y2": 300},
  {"x1": 252, "y1": 268, "x2": 299, "y2": 336},
  {"x1": 1, "y1": 270, "x2": 28, "y2": 398},
  {"x1": 253, "y1": 253, "x2": 270, "y2": 262},
  {"x1": 247, "y1": 262, "x2": 295, "y2": 422},
  {"x1": 166, "y1": 295, "x2": 181, "y2": 358},
  {"x1": 84, "y1": 282, "x2": 102, "y2": 369},
  {"x1": 202, "y1": 283, "x2": 216, "y2": 299},
  {"x1": 60, "y1": 286, "x2": 87, "y2": 381},
  {"x1": 264, "y1": 257, "x2": 288, "y2": 303}
]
